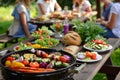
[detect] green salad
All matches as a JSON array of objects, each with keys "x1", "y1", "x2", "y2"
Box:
[{"x1": 34, "y1": 37, "x2": 59, "y2": 48}]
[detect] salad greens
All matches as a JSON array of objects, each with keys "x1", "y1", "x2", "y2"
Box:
[
  {"x1": 35, "y1": 37, "x2": 59, "y2": 48},
  {"x1": 15, "y1": 43, "x2": 32, "y2": 51},
  {"x1": 50, "y1": 23, "x2": 63, "y2": 33},
  {"x1": 32, "y1": 26, "x2": 53, "y2": 38},
  {"x1": 85, "y1": 36, "x2": 110, "y2": 50},
  {"x1": 71, "y1": 19, "x2": 105, "y2": 43}
]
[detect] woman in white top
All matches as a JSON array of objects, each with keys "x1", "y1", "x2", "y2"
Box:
[
  {"x1": 37, "y1": 0, "x2": 62, "y2": 16},
  {"x1": 101, "y1": 0, "x2": 120, "y2": 38},
  {"x1": 73, "y1": 0, "x2": 92, "y2": 13}
]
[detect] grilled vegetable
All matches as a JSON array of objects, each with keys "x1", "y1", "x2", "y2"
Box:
[
  {"x1": 29, "y1": 62, "x2": 39, "y2": 68},
  {"x1": 62, "y1": 63, "x2": 70, "y2": 67},
  {"x1": 42, "y1": 58, "x2": 50, "y2": 63},
  {"x1": 55, "y1": 61, "x2": 62, "y2": 67}
]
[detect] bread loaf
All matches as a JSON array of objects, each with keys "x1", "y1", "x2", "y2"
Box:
[
  {"x1": 62, "y1": 31, "x2": 81, "y2": 45},
  {"x1": 63, "y1": 45, "x2": 79, "y2": 55}
]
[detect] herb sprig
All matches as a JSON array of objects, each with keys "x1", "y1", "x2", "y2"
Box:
[{"x1": 71, "y1": 19, "x2": 105, "y2": 43}]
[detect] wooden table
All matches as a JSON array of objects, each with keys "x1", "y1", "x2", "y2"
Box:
[
  {"x1": 73, "y1": 38, "x2": 120, "y2": 80},
  {"x1": 0, "y1": 38, "x2": 120, "y2": 80}
]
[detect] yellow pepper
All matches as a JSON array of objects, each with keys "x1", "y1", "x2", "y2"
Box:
[
  {"x1": 5, "y1": 60, "x2": 12, "y2": 67},
  {"x1": 10, "y1": 61, "x2": 25, "y2": 68},
  {"x1": 31, "y1": 44, "x2": 41, "y2": 48}
]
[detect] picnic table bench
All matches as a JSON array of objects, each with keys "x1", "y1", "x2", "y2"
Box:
[
  {"x1": 0, "y1": 33, "x2": 18, "y2": 47},
  {"x1": 115, "y1": 71, "x2": 120, "y2": 80},
  {"x1": 0, "y1": 38, "x2": 120, "y2": 80}
]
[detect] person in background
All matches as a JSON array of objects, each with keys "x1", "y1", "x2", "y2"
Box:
[
  {"x1": 8, "y1": 0, "x2": 37, "y2": 38},
  {"x1": 100, "y1": 0, "x2": 120, "y2": 38},
  {"x1": 36, "y1": 0, "x2": 62, "y2": 16},
  {"x1": 96, "y1": 0, "x2": 113, "y2": 22},
  {"x1": 72, "y1": 0, "x2": 92, "y2": 13}
]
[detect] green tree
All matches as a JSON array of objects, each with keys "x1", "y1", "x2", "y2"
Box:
[
  {"x1": 0, "y1": 0, "x2": 73, "y2": 9},
  {"x1": 57, "y1": 0, "x2": 73, "y2": 10},
  {"x1": 0, "y1": 0, "x2": 15, "y2": 6}
]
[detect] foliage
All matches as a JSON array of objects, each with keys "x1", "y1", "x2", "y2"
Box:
[
  {"x1": 111, "y1": 48, "x2": 120, "y2": 66},
  {"x1": 0, "y1": 0, "x2": 96, "y2": 11},
  {"x1": 57, "y1": 0, "x2": 73, "y2": 10},
  {"x1": 0, "y1": 0, "x2": 73, "y2": 10},
  {"x1": 93, "y1": 73, "x2": 107, "y2": 80},
  {"x1": 89, "y1": 0, "x2": 96, "y2": 5},
  {"x1": 0, "y1": 0, "x2": 15, "y2": 6},
  {"x1": 0, "y1": 20, "x2": 12, "y2": 34},
  {"x1": 0, "y1": 0, "x2": 95, "y2": 11},
  {"x1": 57, "y1": 0, "x2": 96, "y2": 10},
  {"x1": 71, "y1": 19, "x2": 105, "y2": 43},
  {"x1": 0, "y1": 6, "x2": 13, "y2": 21}
]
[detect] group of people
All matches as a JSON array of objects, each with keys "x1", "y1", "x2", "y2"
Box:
[{"x1": 7, "y1": 0, "x2": 120, "y2": 39}]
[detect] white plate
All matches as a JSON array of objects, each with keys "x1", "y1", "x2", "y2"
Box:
[
  {"x1": 76, "y1": 54, "x2": 102, "y2": 62},
  {"x1": 0, "y1": 50, "x2": 8, "y2": 56},
  {"x1": 83, "y1": 44, "x2": 113, "y2": 52},
  {"x1": 13, "y1": 45, "x2": 20, "y2": 51},
  {"x1": 13, "y1": 45, "x2": 32, "y2": 51}
]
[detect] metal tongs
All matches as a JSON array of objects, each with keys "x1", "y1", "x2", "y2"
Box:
[
  {"x1": 74, "y1": 63, "x2": 87, "y2": 73},
  {"x1": 65, "y1": 63, "x2": 87, "y2": 80}
]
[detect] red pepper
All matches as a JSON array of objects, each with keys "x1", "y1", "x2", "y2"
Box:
[
  {"x1": 7, "y1": 56, "x2": 15, "y2": 61},
  {"x1": 59, "y1": 56, "x2": 67, "y2": 63},
  {"x1": 29, "y1": 62, "x2": 39, "y2": 68},
  {"x1": 42, "y1": 52, "x2": 48, "y2": 58},
  {"x1": 22, "y1": 60, "x2": 29, "y2": 65}
]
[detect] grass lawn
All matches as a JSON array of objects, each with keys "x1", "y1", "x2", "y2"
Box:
[
  {"x1": 0, "y1": 4, "x2": 120, "y2": 80},
  {"x1": 0, "y1": 6, "x2": 13, "y2": 34}
]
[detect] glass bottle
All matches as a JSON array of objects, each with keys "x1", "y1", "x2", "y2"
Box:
[{"x1": 63, "y1": 17, "x2": 69, "y2": 35}]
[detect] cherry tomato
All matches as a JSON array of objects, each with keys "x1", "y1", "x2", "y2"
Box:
[
  {"x1": 86, "y1": 51, "x2": 92, "y2": 57},
  {"x1": 26, "y1": 42, "x2": 32, "y2": 46},
  {"x1": 22, "y1": 60, "x2": 29, "y2": 65},
  {"x1": 29, "y1": 62, "x2": 39, "y2": 68},
  {"x1": 56, "y1": 23, "x2": 61, "y2": 31},
  {"x1": 59, "y1": 56, "x2": 67, "y2": 62},
  {"x1": 94, "y1": 39, "x2": 104, "y2": 44},
  {"x1": 91, "y1": 53, "x2": 97, "y2": 60},
  {"x1": 16, "y1": 46, "x2": 20, "y2": 50},
  {"x1": 42, "y1": 52, "x2": 48, "y2": 58},
  {"x1": 7, "y1": 56, "x2": 15, "y2": 61},
  {"x1": 49, "y1": 42, "x2": 53, "y2": 46}
]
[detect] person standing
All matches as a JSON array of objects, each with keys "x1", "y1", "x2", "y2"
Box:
[
  {"x1": 36, "y1": 0, "x2": 62, "y2": 16},
  {"x1": 8, "y1": 0, "x2": 37, "y2": 38}
]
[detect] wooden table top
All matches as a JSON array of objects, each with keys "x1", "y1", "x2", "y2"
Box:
[
  {"x1": 73, "y1": 38, "x2": 120, "y2": 80},
  {"x1": 0, "y1": 38, "x2": 120, "y2": 80}
]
